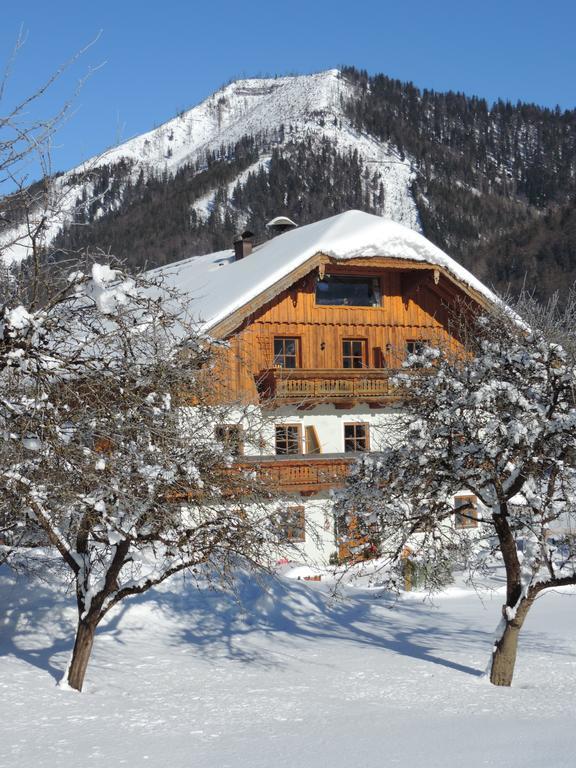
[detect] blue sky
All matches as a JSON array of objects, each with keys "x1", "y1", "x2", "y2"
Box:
[{"x1": 2, "y1": 0, "x2": 575, "y2": 175}]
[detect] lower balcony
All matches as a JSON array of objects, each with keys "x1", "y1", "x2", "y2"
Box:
[
  {"x1": 256, "y1": 368, "x2": 413, "y2": 406},
  {"x1": 239, "y1": 454, "x2": 355, "y2": 494},
  {"x1": 165, "y1": 454, "x2": 356, "y2": 501}
]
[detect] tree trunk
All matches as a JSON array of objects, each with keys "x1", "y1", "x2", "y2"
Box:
[
  {"x1": 66, "y1": 618, "x2": 97, "y2": 692},
  {"x1": 489, "y1": 620, "x2": 521, "y2": 686},
  {"x1": 489, "y1": 597, "x2": 533, "y2": 686}
]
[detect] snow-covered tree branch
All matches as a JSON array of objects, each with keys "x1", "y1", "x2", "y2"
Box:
[
  {"x1": 336, "y1": 297, "x2": 576, "y2": 686},
  {"x1": 0, "y1": 265, "x2": 277, "y2": 691}
]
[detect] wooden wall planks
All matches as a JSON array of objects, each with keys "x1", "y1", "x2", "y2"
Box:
[{"x1": 211, "y1": 264, "x2": 471, "y2": 403}]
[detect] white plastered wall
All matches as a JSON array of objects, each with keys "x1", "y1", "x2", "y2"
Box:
[
  {"x1": 245, "y1": 404, "x2": 409, "y2": 455},
  {"x1": 189, "y1": 404, "x2": 493, "y2": 565},
  {"x1": 272, "y1": 495, "x2": 337, "y2": 566},
  {"x1": 214, "y1": 405, "x2": 411, "y2": 564}
]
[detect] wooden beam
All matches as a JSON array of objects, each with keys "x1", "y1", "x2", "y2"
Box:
[
  {"x1": 210, "y1": 252, "x2": 324, "y2": 338},
  {"x1": 401, "y1": 269, "x2": 433, "y2": 307}
]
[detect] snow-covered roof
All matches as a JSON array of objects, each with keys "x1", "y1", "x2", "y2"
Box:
[{"x1": 157, "y1": 210, "x2": 497, "y2": 334}]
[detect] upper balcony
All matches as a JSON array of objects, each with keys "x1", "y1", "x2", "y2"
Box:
[{"x1": 256, "y1": 367, "x2": 415, "y2": 407}]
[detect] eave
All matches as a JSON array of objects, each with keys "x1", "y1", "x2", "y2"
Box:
[{"x1": 207, "y1": 251, "x2": 494, "y2": 339}]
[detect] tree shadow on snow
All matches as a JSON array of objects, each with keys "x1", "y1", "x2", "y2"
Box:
[
  {"x1": 0, "y1": 573, "x2": 131, "y2": 682},
  {"x1": 3, "y1": 568, "x2": 574, "y2": 683},
  {"x1": 130, "y1": 572, "x2": 489, "y2": 677},
  {"x1": 143, "y1": 571, "x2": 576, "y2": 678}
]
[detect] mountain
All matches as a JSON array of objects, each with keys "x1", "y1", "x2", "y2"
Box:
[
  {"x1": 3, "y1": 67, "x2": 576, "y2": 301},
  {"x1": 341, "y1": 67, "x2": 576, "y2": 299}
]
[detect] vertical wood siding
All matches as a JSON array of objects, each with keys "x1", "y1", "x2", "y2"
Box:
[{"x1": 212, "y1": 265, "x2": 469, "y2": 403}]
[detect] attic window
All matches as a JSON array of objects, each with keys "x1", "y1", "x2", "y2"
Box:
[{"x1": 315, "y1": 275, "x2": 381, "y2": 307}]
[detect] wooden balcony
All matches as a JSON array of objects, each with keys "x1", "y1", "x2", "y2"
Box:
[
  {"x1": 256, "y1": 367, "x2": 414, "y2": 406},
  {"x1": 239, "y1": 454, "x2": 354, "y2": 493}
]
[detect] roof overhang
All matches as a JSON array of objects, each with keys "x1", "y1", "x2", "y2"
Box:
[{"x1": 208, "y1": 251, "x2": 494, "y2": 338}]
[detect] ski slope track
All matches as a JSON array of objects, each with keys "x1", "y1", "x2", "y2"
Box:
[{"x1": 1, "y1": 70, "x2": 420, "y2": 266}]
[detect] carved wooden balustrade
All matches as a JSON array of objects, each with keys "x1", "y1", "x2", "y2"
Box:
[
  {"x1": 256, "y1": 367, "x2": 414, "y2": 405},
  {"x1": 166, "y1": 455, "x2": 356, "y2": 500},
  {"x1": 238, "y1": 454, "x2": 355, "y2": 493}
]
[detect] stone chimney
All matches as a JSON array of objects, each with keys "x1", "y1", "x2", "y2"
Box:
[{"x1": 233, "y1": 230, "x2": 254, "y2": 261}]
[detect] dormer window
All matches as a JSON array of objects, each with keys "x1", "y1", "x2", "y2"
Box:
[{"x1": 316, "y1": 275, "x2": 381, "y2": 307}]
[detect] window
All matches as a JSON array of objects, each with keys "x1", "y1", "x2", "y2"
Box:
[
  {"x1": 316, "y1": 275, "x2": 381, "y2": 307},
  {"x1": 454, "y1": 495, "x2": 478, "y2": 528},
  {"x1": 405, "y1": 340, "x2": 431, "y2": 368},
  {"x1": 214, "y1": 425, "x2": 243, "y2": 457},
  {"x1": 344, "y1": 423, "x2": 369, "y2": 452},
  {"x1": 273, "y1": 337, "x2": 300, "y2": 368},
  {"x1": 405, "y1": 339, "x2": 429, "y2": 357},
  {"x1": 342, "y1": 339, "x2": 367, "y2": 369},
  {"x1": 276, "y1": 506, "x2": 306, "y2": 542},
  {"x1": 275, "y1": 425, "x2": 301, "y2": 455}
]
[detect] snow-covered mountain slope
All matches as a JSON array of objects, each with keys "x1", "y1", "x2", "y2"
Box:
[
  {"x1": 75, "y1": 68, "x2": 417, "y2": 222},
  {"x1": 96, "y1": 70, "x2": 350, "y2": 173},
  {"x1": 1, "y1": 69, "x2": 419, "y2": 266}
]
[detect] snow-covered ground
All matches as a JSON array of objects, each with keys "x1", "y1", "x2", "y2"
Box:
[{"x1": 1, "y1": 564, "x2": 575, "y2": 767}]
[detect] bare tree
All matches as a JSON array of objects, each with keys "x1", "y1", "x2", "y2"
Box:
[
  {"x1": 0, "y1": 32, "x2": 126, "y2": 557},
  {"x1": 336, "y1": 296, "x2": 576, "y2": 687},
  {"x1": 0, "y1": 38, "x2": 301, "y2": 692},
  {"x1": 0, "y1": 263, "x2": 280, "y2": 691}
]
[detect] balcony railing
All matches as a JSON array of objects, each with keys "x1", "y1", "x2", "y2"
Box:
[
  {"x1": 239, "y1": 454, "x2": 354, "y2": 493},
  {"x1": 256, "y1": 367, "x2": 414, "y2": 404},
  {"x1": 164, "y1": 454, "x2": 357, "y2": 501}
]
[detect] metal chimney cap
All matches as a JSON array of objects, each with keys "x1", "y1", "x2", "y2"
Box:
[{"x1": 266, "y1": 216, "x2": 297, "y2": 229}]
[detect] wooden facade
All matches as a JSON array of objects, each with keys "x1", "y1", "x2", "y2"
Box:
[
  {"x1": 210, "y1": 256, "x2": 471, "y2": 407},
  {"x1": 239, "y1": 456, "x2": 354, "y2": 493},
  {"x1": 186, "y1": 236, "x2": 488, "y2": 561}
]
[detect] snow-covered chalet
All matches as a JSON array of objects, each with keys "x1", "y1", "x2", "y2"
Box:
[{"x1": 162, "y1": 210, "x2": 495, "y2": 563}]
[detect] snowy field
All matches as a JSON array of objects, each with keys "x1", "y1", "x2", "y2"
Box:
[{"x1": 1, "y1": 565, "x2": 576, "y2": 768}]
